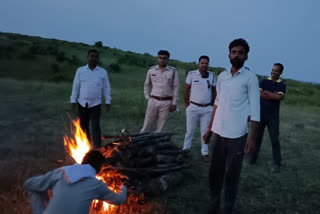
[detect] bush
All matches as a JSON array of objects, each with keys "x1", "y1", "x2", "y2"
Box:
[
  {"x1": 107, "y1": 63, "x2": 121, "y2": 73},
  {"x1": 95, "y1": 41, "x2": 103, "y2": 47},
  {"x1": 51, "y1": 63, "x2": 60, "y2": 73},
  {"x1": 29, "y1": 44, "x2": 47, "y2": 55},
  {"x1": 56, "y1": 51, "x2": 68, "y2": 62},
  {"x1": 19, "y1": 52, "x2": 35, "y2": 60}
]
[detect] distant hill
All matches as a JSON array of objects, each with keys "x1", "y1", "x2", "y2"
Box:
[
  {"x1": 1, "y1": 32, "x2": 319, "y2": 107},
  {"x1": 0, "y1": 32, "x2": 224, "y2": 82}
]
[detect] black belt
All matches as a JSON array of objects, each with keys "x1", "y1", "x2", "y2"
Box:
[
  {"x1": 151, "y1": 95, "x2": 172, "y2": 101},
  {"x1": 190, "y1": 101, "x2": 211, "y2": 107}
]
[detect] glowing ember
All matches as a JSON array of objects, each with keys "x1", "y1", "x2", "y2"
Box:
[{"x1": 64, "y1": 119, "x2": 91, "y2": 164}]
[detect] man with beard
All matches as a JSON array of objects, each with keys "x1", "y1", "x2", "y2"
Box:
[
  {"x1": 141, "y1": 50, "x2": 179, "y2": 133},
  {"x1": 70, "y1": 49, "x2": 111, "y2": 149},
  {"x1": 183, "y1": 55, "x2": 216, "y2": 162},
  {"x1": 203, "y1": 38, "x2": 260, "y2": 214},
  {"x1": 249, "y1": 63, "x2": 286, "y2": 173}
]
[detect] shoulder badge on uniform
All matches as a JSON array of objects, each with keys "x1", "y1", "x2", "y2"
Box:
[{"x1": 244, "y1": 66, "x2": 250, "y2": 71}]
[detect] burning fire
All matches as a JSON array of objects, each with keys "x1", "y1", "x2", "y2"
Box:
[
  {"x1": 64, "y1": 119, "x2": 119, "y2": 213},
  {"x1": 63, "y1": 119, "x2": 91, "y2": 163}
]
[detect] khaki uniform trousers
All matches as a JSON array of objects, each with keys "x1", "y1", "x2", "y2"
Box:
[{"x1": 140, "y1": 98, "x2": 171, "y2": 133}]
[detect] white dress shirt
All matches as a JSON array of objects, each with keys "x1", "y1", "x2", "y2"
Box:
[
  {"x1": 70, "y1": 65, "x2": 111, "y2": 108},
  {"x1": 212, "y1": 67, "x2": 260, "y2": 138},
  {"x1": 186, "y1": 70, "x2": 216, "y2": 104}
]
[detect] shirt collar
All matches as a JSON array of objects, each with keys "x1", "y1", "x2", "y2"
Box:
[
  {"x1": 155, "y1": 65, "x2": 169, "y2": 71},
  {"x1": 268, "y1": 77, "x2": 282, "y2": 82},
  {"x1": 228, "y1": 66, "x2": 246, "y2": 76},
  {"x1": 86, "y1": 64, "x2": 99, "y2": 71}
]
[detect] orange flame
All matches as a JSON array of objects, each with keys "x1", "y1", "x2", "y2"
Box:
[
  {"x1": 64, "y1": 119, "x2": 121, "y2": 213},
  {"x1": 64, "y1": 119, "x2": 91, "y2": 164}
]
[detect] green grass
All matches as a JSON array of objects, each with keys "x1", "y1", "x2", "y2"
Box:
[{"x1": 1, "y1": 33, "x2": 320, "y2": 214}]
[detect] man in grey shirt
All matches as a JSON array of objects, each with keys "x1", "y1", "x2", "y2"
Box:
[{"x1": 24, "y1": 150, "x2": 127, "y2": 214}]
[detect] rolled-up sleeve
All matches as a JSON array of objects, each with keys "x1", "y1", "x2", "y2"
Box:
[
  {"x1": 248, "y1": 74, "x2": 260, "y2": 122},
  {"x1": 172, "y1": 69, "x2": 179, "y2": 105},
  {"x1": 103, "y1": 71, "x2": 112, "y2": 104},
  {"x1": 70, "y1": 69, "x2": 80, "y2": 103},
  {"x1": 144, "y1": 70, "x2": 152, "y2": 100}
]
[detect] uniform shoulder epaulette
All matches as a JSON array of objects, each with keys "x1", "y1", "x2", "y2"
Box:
[
  {"x1": 244, "y1": 66, "x2": 250, "y2": 71},
  {"x1": 149, "y1": 65, "x2": 157, "y2": 69},
  {"x1": 168, "y1": 66, "x2": 177, "y2": 70}
]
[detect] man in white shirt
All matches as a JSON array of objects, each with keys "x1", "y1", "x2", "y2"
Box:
[
  {"x1": 141, "y1": 50, "x2": 179, "y2": 133},
  {"x1": 203, "y1": 39, "x2": 260, "y2": 214},
  {"x1": 70, "y1": 49, "x2": 111, "y2": 149},
  {"x1": 183, "y1": 56, "x2": 216, "y2": 162}
]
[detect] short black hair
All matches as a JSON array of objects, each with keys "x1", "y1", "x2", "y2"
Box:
[
  {"x1": 88, "y1": 49, "x2": 99, "y2": 56},
  {"x1": 229, "y1": 38, "x2": 250, "y2": 54},
  {"x1": 274, "y1": 63, "x2": 284, "y2": 73},
  {"x1": 199, "y1": 55, "x2": 210, "y2": 62},
  {"x1": 82, "y1": 150, "x2": 105, "y2": 174},
  {"x1": 158, "y1": 50, "x2": 170, "y2": 58}
]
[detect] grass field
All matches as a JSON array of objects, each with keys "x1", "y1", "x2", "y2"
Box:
[{"x1": 0, "y1": 33, "x2": 319, "y2": 214}]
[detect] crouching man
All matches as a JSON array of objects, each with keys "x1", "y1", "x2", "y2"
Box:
[{"x1": 24, "y1": 150, "x2": 127, "y2": 214}]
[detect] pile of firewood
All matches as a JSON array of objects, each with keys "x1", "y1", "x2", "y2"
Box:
[{"x1": 99, "y1": 132, "x2": 188, "y2": 197}]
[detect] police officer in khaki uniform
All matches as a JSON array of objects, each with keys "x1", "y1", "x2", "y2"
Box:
[
  {"x1": 141, "y1": 50, "x2": 179, "y2": 133},
  {"x1": 183, "y1": 56, "x2": 216, "y2": 162}
]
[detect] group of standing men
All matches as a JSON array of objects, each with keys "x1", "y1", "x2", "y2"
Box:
[{"x1": 24, "y1": 38, "x2": 286, "y2": 214}]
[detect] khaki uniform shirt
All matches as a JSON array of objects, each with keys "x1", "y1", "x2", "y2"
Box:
[{"x1": 144, "y1": 65, "x2": 179, "y2": 105}]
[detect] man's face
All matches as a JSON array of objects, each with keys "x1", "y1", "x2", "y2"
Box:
[
  {"x1": 157, "y1": 54, "x2": 169, "y2": 67},
  {"x1": 271, "y1": 65, "x2": 282, "y2": 80},
  {"x1": 198, "y1": 58, "x2": 209, "y2": 72},
  {"x1": 228, "y1": 46, "x2": 248, "y2": 69},
  {"x1": 88, "y1": 52, "x2": 99, "y2": 67}
]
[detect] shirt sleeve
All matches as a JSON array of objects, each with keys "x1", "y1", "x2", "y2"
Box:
[
  {"x1": 185, "y1": 72, "x2": 191, "y2": 84},
  {"x1": 70, "y1": 69, "x2": 80, "y2": 103},
  {"x1": 214, "y1": 74, "x2": 221, "y2": 106},
  {"x1": 98, "y1": 183, "x2": 127, "y2": 205},
  {"x1": 143, "y1": 69, "x2": 152, "y2": 100},
  {"x1": 172, "y1": 69, "x2": 180, "y2": 105},
  {"x1": 23, "y1": 169, "x2": 61, "y2": 214},
  {"x1": 248, "y1": 74, "x2": 260, "y2": 122},
  {"x1": 259, "y1": 79, "x2": 265, "y2": 91},
  {"x1": 278, "y1": 83, "x2": 286, "y2": 95},
  {"x1": 212, "y1": 74, "x2": 216, "y2": 87},
  {"x1": 103, "y1": 70, "x2": 112, "y2": 104}
]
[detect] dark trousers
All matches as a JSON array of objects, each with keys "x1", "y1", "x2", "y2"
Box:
[
  {"x1": 249, "y1": 113, "x2": 281, "y2": 166},
  {"x1": 78, "y1": 103, "x2": 101, "y2": 149},
  {"x1": 208, "y1": 133, "x2": 247, "y2": 214}
]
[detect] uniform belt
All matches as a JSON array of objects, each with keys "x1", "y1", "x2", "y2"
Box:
[
  {"x1": 151, "y1": 95, "x2": 172, "y2": 101},
  {"x1": 190, "y1": 101, "x2": 211, "y2": 107}
]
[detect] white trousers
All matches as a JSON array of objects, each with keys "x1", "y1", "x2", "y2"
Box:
[
  {"x1": 140, "y1": 98, "x2": 171, "y2": 133},
  {"x1": 183, "y1": 104, "x2": 213, "y2": 155}
]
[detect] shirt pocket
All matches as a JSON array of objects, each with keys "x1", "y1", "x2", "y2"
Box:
[
  {"x1": 231, "y1": 83, "x2": 248, "y2": 107},
  {"x1": 151, "y1": 73, "x2": 161, "y2": 83}
]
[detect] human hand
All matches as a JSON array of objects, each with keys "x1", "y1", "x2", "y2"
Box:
[
  {"x1": 245, "y1": 135, "x2": 255, "y2": 154},
  {"x1": 71, "y1": 103, "x2": 77, "y2": 115},
  {"x1": 169, "y1": 105, "x2": 177, "y2": 112},
  {"x1": 203, "y1": 130, "x2": 212, "y2": 143},
  {"x1": 105, "y1": 104, "x2": 111, "y2": 112}
]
